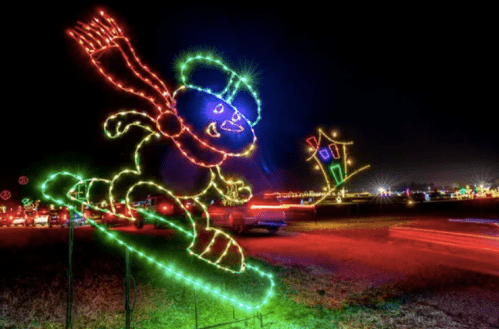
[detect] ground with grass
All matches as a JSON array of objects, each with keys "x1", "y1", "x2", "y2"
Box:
[{"x1": 1, "y1": 221, "x2": 498, "y2": 328}]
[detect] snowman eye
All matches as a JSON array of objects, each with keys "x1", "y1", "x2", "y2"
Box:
[
  {"x1": 214, "y1": 103, "x2": 224, "y2": 114},
  {"x1": 232, "y1": 111, "x2": 241, "y2": 122}
]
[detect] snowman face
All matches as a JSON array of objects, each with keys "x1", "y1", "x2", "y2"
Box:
[
  {"x1": 172, "y1": 54, "x2": 263, "y2": 164},
  {"x1": 174, "y1": 88, "x2": 256, "y2": 158},
  {"x1": 206, "y1": 102, "x2": 245, "y2": 137}
]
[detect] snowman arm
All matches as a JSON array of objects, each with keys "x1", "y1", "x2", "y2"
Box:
[
  {"x1": 104, "y1": 110, "x2": 159, "y2": 138},
  {"x1": 212, "y1": 166, "x2": 252, "y2": 204}
]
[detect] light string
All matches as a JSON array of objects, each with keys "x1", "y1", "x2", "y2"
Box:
[
  {"x1": 60, "y1": 125, "x2": 247, "y2": 273},
  {"x1": 103, "y1": 110, "x2": 253, "y2": 204},
  {"x1": 69, "y1": 13, "x2": 174, "y2": 112},
  {"x1": 306, "y1": 128, "x2": 370, "y2": 205},
  {"x1": 180, "y1": 55, "x2": 262, "y2": 127},
  {"x1": 69, "y1": 11, "x2": 259, "y2": 168},
  {"x1": 41, "y1": 172, "x2": 275, "y2": 310},
  {"x1": 50, "y1": 10, "x2": 275, "y2": 311}
]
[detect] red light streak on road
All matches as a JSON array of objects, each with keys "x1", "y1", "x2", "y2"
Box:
[
  {"x1": 396, "y1": 227, "x2": 499, "y2": 240},
  {"x1": 250, "y1": 205, "x2": 315, "y2": 210},
  {"x1": 390, "y1": 227, "x2": 499, "y2": 253}
]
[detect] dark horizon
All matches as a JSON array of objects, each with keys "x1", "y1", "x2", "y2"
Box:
[{"x1": 1, "y1": 1, "x2": 497, "y2": 202}]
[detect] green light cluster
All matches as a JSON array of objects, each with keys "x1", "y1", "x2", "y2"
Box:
[
  {"x1": 179, "y1": 54, "x2": 262, "y2": 127},
  {"x1": 329, "y1": 164, "x2": 344, "y2": 186}
]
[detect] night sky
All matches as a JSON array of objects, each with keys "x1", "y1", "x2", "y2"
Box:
[{"x1": 1, "y1": 2, "x2": 497, "y2": 202}]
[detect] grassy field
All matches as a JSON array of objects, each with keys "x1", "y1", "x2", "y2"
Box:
[{"x1": 1, "y1": 226, "x2": 498, "y2": 328}]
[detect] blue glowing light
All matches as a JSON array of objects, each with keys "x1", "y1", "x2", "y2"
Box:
[
  {"x1": 319, "y1": 148, "x2": 331, "y2": 161},
  {"x1": 175, "y1": 89, "x2": 254, "y2": 153}
]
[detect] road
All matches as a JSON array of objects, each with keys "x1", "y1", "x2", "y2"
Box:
[
  {"x1": 121, "y1": 215, "x2": 499, "y2": 324},
  {"x1": 239, "y1": 217, "x2": 499, "y2": 278},
  {"x1": 119, "y1": 216, "x2": 499, "y2": 297},
  {"x1": 2, "y1": 216, "x2": 498, "y2": 279}
]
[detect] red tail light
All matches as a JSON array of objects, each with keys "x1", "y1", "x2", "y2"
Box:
[{"x1": 157, "y1": 202, "x2": 174, "y2": 215}]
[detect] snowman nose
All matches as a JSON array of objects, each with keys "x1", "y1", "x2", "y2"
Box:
[
  {"x1": 220, "y1": 120, "x2": 244, "y2": 133},
  {"x1": 217, "y1": 111, "x2": 244, "y2": 133}
]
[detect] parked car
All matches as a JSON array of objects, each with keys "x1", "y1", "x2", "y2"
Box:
[
  {"x1": 276, "y1": 196, "x2": 317, "y2": 221},
  {"x1": 0, "y1": 208, "x2": 13, "y2": 227},
  {"x1": 100, "y1": 203, "x2": 135, "y2": 227},
  {"x1": 33, "y1": 205, "x2": 50, "y2": 226},
  {"x1": 204, "y1": 195, "x2": 287, "y2": 234},
  {"x1": 133, "y1": 195, "x2": 200, "y2": 229},
  {"x1": 48, "y1": 207, "x2": 69, "y2": 228},
  {"x1": 82, "y1": 206, "x2": 103, "y2": 221},
  {"x1": 24, "y1": 210, "x2": 36, "y2": 227},
  {"x1": 410, "y1": 192, "x2": 430, "y2": 203},
  {"x1": 61, "y1": 212, "x2": 87, "y2": 227},
  {"x1": 11, "y1": 208, "x2": 27, "y2": 227},
  {"x1": 49, "y1": 206, "x2": 90, "y2": 228}
]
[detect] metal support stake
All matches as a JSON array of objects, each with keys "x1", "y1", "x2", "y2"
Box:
[
  {"x1": 232, "y1": 305, "x2": 236, "y2": 320},
  {"x1": 66, "y1": 207, "x2": 74, "y2": 329},
  {"x1": 258, "y1": 312, "x2": 263, "y2": 328},
  {"x1": 125, "y1": 248, "x2": 131, "y2": 329},
  {"x1": 194, "y1": 288, "x2": 198, "y2": 329}
]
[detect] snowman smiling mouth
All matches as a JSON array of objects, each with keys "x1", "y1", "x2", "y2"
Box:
[
  {"x1": 206, "y1": 120, "x2": 244, "y2": 138},
  {"x1": 206, "y1": 122, "x2": 221, "y2": 138}
]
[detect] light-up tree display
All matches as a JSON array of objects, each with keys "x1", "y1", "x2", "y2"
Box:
[
  {"x1": 306, "y1": 128, "x2": 370, "y2": 205},
  {"x1": 41, "y1": 11, "x2": 274, "y2": 311}
]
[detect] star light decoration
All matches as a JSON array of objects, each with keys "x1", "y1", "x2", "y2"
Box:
[
  {"x1": 41, "y1": 10, "x2": 274, "y2": 311},
  {"x1": 306, "y1": 128, "x2": 370, "y2": 205}
]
